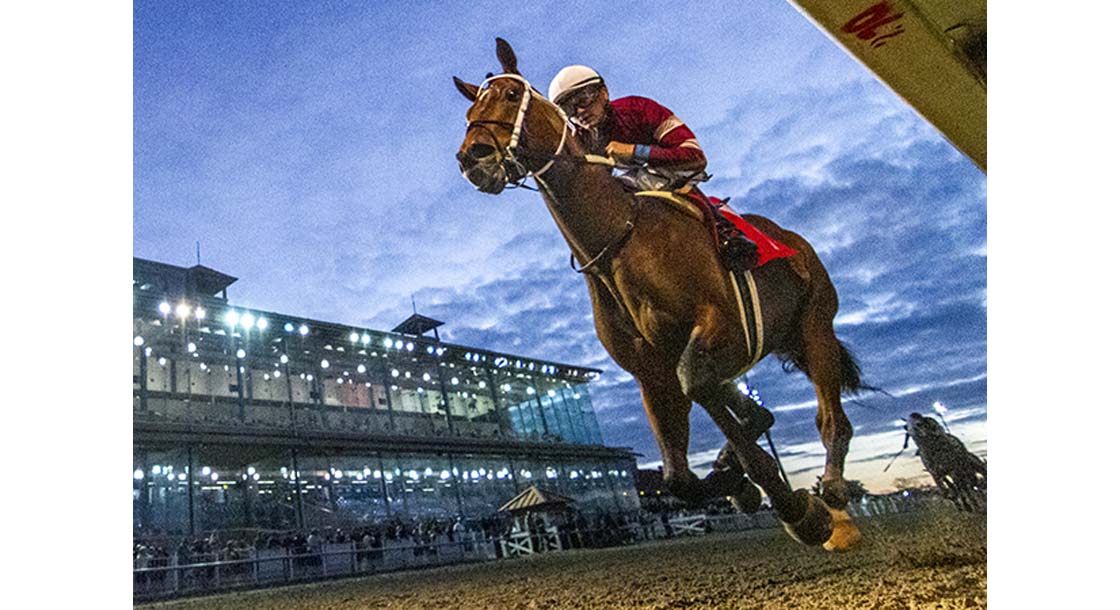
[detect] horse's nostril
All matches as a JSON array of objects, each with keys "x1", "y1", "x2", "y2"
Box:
[{"x1": 469, "y1": 143, "x2": 496, "y2": 160}]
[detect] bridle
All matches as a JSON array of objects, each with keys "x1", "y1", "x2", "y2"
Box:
[
  {"x1": 461, "y1": 72, "x2": 636, "y2": 276},
  {"x1": 462, "y1": 73, "x2": 568, "y2": 187}
]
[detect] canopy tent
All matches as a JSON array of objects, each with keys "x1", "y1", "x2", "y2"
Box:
[{"x1": 498, "y1": 485, "x2": 574, "y2": 515}]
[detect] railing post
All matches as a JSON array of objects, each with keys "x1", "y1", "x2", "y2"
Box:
[
  {"x1": 252, "y1": 549, "x2": 259, "y2": 584},
  {"x1": 171, "y1": 553, "x2": 179, "y2": 594},
  {"x1": 285, "y1": 548, "x2": 292, "y2": 583}
]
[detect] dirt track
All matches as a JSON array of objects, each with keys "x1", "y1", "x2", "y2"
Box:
[{"x1": 139, "y1": 509, "x2": 986, "y2": 610}]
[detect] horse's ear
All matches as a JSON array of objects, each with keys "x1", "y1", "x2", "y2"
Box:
[
  {"x1": 495, "y1": 37, "x2": 519, "y2": 75},
  {"x1": 453, "y1": 76, "x2": 479, "y2": 101}
]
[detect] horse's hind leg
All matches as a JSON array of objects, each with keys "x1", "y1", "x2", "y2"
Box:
[{"x1": 801, "y1": 314, "x2": 862, "y2": 550}]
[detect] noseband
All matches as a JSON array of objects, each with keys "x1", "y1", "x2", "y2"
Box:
[{"x1": 463, "y1": 73, "x2": 567, "y2": 187}]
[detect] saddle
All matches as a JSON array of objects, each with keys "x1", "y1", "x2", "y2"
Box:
[{"x1": 633, "y1": 190, "x2": 799, "y2": 269}]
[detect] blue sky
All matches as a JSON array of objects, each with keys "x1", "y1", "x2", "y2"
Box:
[{"x1": 134, "y1": 0, "x2": 987, "y2": 493}]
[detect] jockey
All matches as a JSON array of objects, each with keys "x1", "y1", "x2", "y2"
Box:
[{"x1": 548, "y1": 65, "x2": 758, "y2": 270}]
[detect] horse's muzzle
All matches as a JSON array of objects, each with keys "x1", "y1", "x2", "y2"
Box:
[{"x1": 457, "y1": 152, "x2": 507, "y2": 194}]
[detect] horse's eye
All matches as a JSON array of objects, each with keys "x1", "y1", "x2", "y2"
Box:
[{"x1": 506, "y1": 88, "x2": 520, "y2": 101}]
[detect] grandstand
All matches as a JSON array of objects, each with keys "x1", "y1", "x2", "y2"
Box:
[{"x1": 133, "y1": 257, "x2": 638, "y2": 536}]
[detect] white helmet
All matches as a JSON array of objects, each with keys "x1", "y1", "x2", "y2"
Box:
[{"x1": 548, "y1": 65, "x2": 604, "y2": 104}]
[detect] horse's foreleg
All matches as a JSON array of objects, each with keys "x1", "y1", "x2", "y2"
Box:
[
  {"x1": 635, "y1": 375, "x2": 705, "y2": 505},
  {"x1": 675, "y1": 312, "x2": 832, "y2": 545}
]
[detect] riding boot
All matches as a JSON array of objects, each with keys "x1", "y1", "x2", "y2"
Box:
[{"x1": 714, "y1": 213, "x2": 759, "y2": 271}]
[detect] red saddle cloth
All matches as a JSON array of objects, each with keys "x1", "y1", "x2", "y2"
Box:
[{"x1": 702, "y1": 196, "x2": 798, "y2": 267}]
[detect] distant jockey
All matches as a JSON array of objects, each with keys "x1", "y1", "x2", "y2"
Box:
[{"x1": 548, "y1": 65, "x2": 759, "y2": 270}]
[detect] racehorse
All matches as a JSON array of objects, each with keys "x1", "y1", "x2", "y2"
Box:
[
  {"x1": 905, "y1": 413, "x2": 987, "y2": 512},
  {"x1": 454, "y1": 38, "x2": 865, "y2": 550}
]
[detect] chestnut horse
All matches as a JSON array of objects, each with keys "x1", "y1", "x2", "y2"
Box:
[{"x1": 454, "y1": 39, "x2": 863, "y2": 550}]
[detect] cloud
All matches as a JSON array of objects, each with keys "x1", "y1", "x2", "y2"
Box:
[{"x1": 134, "y1": 2, "x2": 986, "y2": 493}]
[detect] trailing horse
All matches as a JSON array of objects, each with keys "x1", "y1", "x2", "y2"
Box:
[{"x1": 454, "y1": 38, "x2": 866, "y2": 551}]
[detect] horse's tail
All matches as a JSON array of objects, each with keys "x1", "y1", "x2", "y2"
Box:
[
  {"x1": 836, "y1": 340, "x2": 869, "y2": 395},
  {"x1": 778, "y1": 340, "x2": 874, "y2": 396}
]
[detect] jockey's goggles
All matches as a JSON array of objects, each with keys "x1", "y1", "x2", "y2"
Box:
[{"x1": 558, "y1": 85, "x2": 602, "y2": 114}]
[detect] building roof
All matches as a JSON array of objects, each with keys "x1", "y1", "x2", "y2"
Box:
[
  {"x1": 497, "y1": 485, "x2": 575, "y2": 514},
  {"x1": 392, "y1": 313, "x2": 445, "y2": 337}
]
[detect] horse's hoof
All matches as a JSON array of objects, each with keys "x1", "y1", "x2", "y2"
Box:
[
  {"x1": 730, "y1": 482, "x2": 762, "y2": 513},
  {"x1": 822, "y1": 507, "x2": 861, "y2": 552},
  {"x1": 782, "y1": 490, "x2": 833, "y2": 546}
]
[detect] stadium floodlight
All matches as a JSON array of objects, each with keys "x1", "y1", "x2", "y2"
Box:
[
  {"x1": 526, "y1": 387, "x2": 536, "y2": 395},
  {"x1": 225, "y1": 310, "x2": 239, "y2": 326},
  {"x1": 298, "y1": 324, "x2": 309, "y2": 336},
  {"x1": 548, "y1": 389, "x2": 556, "y2": 397},
  {"x1": 273, "y1": 370, "x2": 281, "y2": 378},
  {"x1": 349, "y1": 332, "x2": 359, "y2": 342},
  {"x1": 284, "y1": 322, "x2": 294, "y2": 333},
  {"x1": 383, "y1": 337, "x2": 393, "y2": 348},
  {"x1": 478, "y1": 381, "x2": 486, "y2": 389},
  {"x1": 134, "y1": 469, "x2": 144, "y2": 480},
  {"x1": 201, "y1": 466, "x2": 211, "y2": 476},
  {"x1": 450, "y1": 377, "x2": 459, "y2": 385},
  {"x1": 194, "y1": 307, "x2": 206, "y2": 320},
  {"x1": 394, "y1": 340, "x2": 403, "y2": 349},
  {"x1": 357, "y1": 364, "x2": 366, "y2": 374},
  {"x1": 187, "y1": 342, "x2": 196, "y2": 353},
  {"x1": 440, "y1": 470, "x2": 450, "y2": 480},
  {"x1": 405, "y1": 342, "x2": 414, "y2": 351},
  {"x1": 240, "y1": 313, "x2": 255, "y2": 329},
  {"x1": 236, "y1": 349, "x2": 246, "y2": 359},
  {"x1": 280, "y1": 354, "x2": 289, "y2": 364},
  {"x1": 426, "y1": 346, "x2": 435, "y2": 354},
  {"x1": 133, "y1": 336, "x2": 144, "y2": 346},
  {"x1": 321, "y1": 359, "x2": 330, "y2": 369},
  {"x1": 157, "y1": 357, "x2": 167, "y2": 367},
  {"x1": 158, "y1": 302, "x2": 171, "y2": 315},
  {"x1": 422, "y1": 372, "x2": 431, "y2": 382},
  {"x1": 256, "y1": 317, "x2": 267, "y2": 330},
  {"x1": 211, "y1": 472, "x2": 219, "y2": 481},
  {"x1": 362, "y1": 334, "x2": 371, "y2": 345},
  {"x1": 145, "y1": 347, "x2": 152, "y2": 357},
  {"x1": 175, "y1": 303, "x2": 190, "y2": 319}
]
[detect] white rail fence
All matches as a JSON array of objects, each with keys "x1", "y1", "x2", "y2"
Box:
[{"x1": 134, "y1": 493, "x2": 969, "y2": 600}]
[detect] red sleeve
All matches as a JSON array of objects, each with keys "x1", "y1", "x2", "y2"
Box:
[{"x1": 613, "y1": 96, "x2": 706, "y2": 169}]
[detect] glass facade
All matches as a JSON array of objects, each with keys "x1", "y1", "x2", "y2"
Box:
[
  {"x1": 133, "y1": 263, "x2": 638, "y2": 536},
  {"x1": 133, "y1": 447, "x2": 639, "y2": 535}
]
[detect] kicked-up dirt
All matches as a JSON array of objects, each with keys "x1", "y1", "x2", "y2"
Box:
[{"x1": 138, "y1": 509, "x2": 986, "y2": 610}]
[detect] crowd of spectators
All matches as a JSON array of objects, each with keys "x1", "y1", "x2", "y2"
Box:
[{"x1": 132, "y1": 504, "x2": 722, "y2": 574}]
